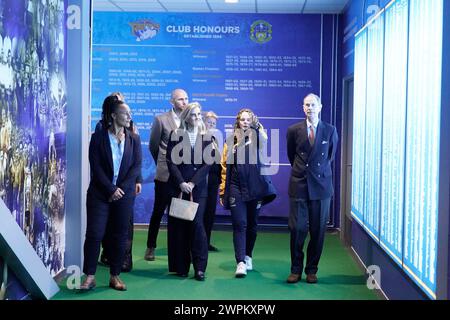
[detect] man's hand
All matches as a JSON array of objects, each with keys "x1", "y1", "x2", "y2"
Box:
[{"x1": 135, "y1": 183, "x2": 142, "y2": 195}]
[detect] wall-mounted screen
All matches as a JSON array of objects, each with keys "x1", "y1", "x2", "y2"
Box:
[
  {"x1": 403, "y1": 0, "x2": 442, "y2": 299},
  {"x1": 379, "y1": 0, "x2": 408, "y2": 266},
  {"x1": 351, "y1": 0, "x2": 443, "y2": 299},
  {"x1": 350, "y1": 30, "x2": 367, "y2": 225}
]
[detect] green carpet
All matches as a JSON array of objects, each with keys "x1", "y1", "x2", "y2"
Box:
[{"x1": 53, "y1": 230, "x2": 380, "y2": 300}]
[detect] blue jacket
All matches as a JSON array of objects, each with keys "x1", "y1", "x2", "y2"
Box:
[
  {"x1": 166, "y1": 130, "x2": 215, "y2": 201},
  {"x1": 286, "y1": 120, "x2": 338, "y2": 200},
  {"x1": 219, "y1": 128, "x2": 277, "y2": 209},
  {"x1": 87, "y1": 127, "x2": 142, "y2": 201}
]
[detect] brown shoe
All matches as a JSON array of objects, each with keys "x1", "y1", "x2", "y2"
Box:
[
  {"x1": 144, "y1": 247, "x2": 155, "y2": 261},
  {"x1": 79, "y1": 276, "x2": 96, "y2": 291},
  {"x1": 306, "y1": 274, "x2": 318, "y2": 284},
  {"x1": 109, "y1": 276, "x2": 127, "y2": 291},
  {"x1": 286, "y1": 273, "x2": 301, "y2": 283}
]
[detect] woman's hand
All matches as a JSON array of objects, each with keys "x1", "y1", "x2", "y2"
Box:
[
  {"x1": 135, "y1": 183, "x2": 142, "y2": 195},
  {"x1": 187, "y1": 182, "x2": 195, "y2": 190},
  {"x1": 251, "y1": 114, "x2": 261, "y2": 129},
  {"x1": 109, "y1": 188, "x2": 125, "y2": 202},
  {"x1": 179, "y1": 182, "x2": 192, "y2": 194}
]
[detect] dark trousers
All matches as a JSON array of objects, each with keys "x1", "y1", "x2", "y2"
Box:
[
  {"x1": 230, "y1": 199, "x2": 260, "y2": 264},
  {"x1": 83, "y1": 194, "x2": 133, "y2": 276},
  {"x1": 146, "y1": 180, "x2": 172, "y2": 248},
  {"x1": 288, "y1": 197, "x2": 330, "y2": 275},
  {"x1": 102, "y1": 210, "x2": 134, "y2": 269},
  {"x1": 167, "y1": 197, "x2": 208, "y2": 274},
  {"x1": 204, "y1": 183, "x2": 219, "y2": 246}
]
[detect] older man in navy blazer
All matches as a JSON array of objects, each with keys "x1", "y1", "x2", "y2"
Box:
[{"x1": 286, "y1": 93, "x2": 338, "y2": 284}]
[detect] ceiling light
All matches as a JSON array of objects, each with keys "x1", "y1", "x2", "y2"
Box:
[{"x1": 225, "y1": 0, "x2": 239, "y2": 3}]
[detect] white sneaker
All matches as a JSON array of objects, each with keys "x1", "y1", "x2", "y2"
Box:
[
  {"x1": 245, "y1": 256, "x2": 253, "y2": 271},
  {"x1": 235, "y1": 262, "x2": 247, "y2": 278}
]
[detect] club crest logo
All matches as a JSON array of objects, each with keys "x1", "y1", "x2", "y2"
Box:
[
  {"x1": 129, "y1": 19, "x2": 160, "y2": 41},
  {"x1": 250, "y1": 20, "x2": 272, "y2": 44}
]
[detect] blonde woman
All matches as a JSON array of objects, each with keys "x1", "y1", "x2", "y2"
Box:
[
  {"x1": 165, "y1": 102, "x2": 215, "y2": 281},
  {"x1": 219, "y1": 108, "x2": 276, "y2": 277}
]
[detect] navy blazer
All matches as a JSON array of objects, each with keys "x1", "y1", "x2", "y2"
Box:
[
  {"x1": 286, "y1": 120, "x2": 338, "y2": 200},
  {"x1": 87, "y1": 127, "x2": 142, "y2": 202},
  {"x1": 166, "y1": 130, "x2": 214, "y2": 200},
  {"x1": 220, "y1": 129, "x2": 277, "y2": 209}
]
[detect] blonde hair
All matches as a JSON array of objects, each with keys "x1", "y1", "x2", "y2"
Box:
[
  {"x1": 179, "y1": 102, "x2": 206, "y2": 134},
  {"x1": 204, "y1": 111, "x2": 218, "y2": 120},
  {"x1": 232, "y1": 108, "x2": 259, "y2": 147}
]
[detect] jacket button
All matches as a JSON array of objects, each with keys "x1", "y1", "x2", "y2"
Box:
[
  {"x1": 322, "y1": 153, "x2": 324, "y2": 156},
  {"x1": 318, "y1": 174, "x2": 321, "y2": 177},
  {"x1": 318, "y1": 163, "x2": 320, "y2": 166},
  {"x1": 306, "y1": 164, "x2": 309, "y2": 167},
  {"x1": 194, "y1": 168, "x2": 197, "y2": 171}
]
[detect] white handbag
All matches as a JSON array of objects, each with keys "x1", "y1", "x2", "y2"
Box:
[{"x1": 169, "y1": 192, "x2": 199, "y2": 221}]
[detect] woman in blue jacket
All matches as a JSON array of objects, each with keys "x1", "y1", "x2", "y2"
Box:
[
  {"x1": 79, "y1": 99, "x2": 141, "y2": 291},
  {"x1": 166, "y1": 102, "x2": 215, "y2": 281},
  {"x1": 219, "y1": 108, "x2": 276, "y2": 278}
]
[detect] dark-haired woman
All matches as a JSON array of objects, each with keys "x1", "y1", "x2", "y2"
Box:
[
  {"x1": 80, "y1": 100, "x2": 141, "y2": 291},
  {"x1": 96, "y1": 93, "x2": 142, "y2": 272}
]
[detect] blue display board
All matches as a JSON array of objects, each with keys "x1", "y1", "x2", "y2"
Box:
[
  {"x1": 363, "y1": 12, "x2": 384, "y2": 241},
  {"x1": 351, "y1": 0, "x2": 443, "y2": 299},
  {"x1": 92, "y1": 12, "x2": 325, "y2": 223},
  {"x1": 403, "y1": 0, "x2": 442, "y2": 299},
  {"x1": 379, "y1": 0, "x2": 408, "y2": 266},
  {"x1": 351, "y1": 30, "x2": 367, "y2": 225}
]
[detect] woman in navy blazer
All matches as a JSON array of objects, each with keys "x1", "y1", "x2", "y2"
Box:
[
  {"x1": 80, "y1": 100, "x2": 142, "y2": 291},
  {"x1": 166, "y1": 102, "x2": 214, "y2": 281}
]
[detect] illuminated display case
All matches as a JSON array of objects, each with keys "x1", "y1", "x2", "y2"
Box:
[
  {"x1": 379, "y1": 0, "x2": 408, "y2": 267},
  {"x1": 350, "y1": 30, "x2": 367, "y2": 225},
  {"x1": 351, "y1": 0, "x2": 443, "y2": 299}
]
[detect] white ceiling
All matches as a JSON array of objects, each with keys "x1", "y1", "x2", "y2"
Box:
[{"x1": 93, "y1": 0, "x2": 350, "y2": 14}]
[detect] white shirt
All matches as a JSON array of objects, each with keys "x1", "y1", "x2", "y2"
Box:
[
  {"x1": 171, "y1": 109, "x2": 181, "y2": 128},
  {"x1": 187, "y1": 127, "x2": 198, "y2": 147},
  {"x1": 306, "y1": 119, "x2": 319, "y2": 140},
  {"x1": 108, "y1": 132, "x2": 125, "y2": 185}
]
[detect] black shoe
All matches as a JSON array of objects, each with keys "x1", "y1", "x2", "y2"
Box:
[
  {"x1": 195, "y1": 271, "x2": 205, "y2": 281},
  {"x1": 208, "y1": 245, "x2": 219, "y2": 252},
  {"x1": 144, "y1": 247, "x2": 155, "y2": 261}
]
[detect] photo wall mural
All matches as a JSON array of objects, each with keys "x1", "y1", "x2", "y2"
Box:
[{"x1": 0, "y1": 0, "x2": 67, "y2": 277}]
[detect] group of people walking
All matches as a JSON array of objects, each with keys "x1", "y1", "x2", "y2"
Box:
[{"x1": 79, "y1": 88, "x2": 338, "y2": 292}]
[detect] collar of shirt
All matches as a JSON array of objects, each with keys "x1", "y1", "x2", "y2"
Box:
[
  {"x1": 171, "y1": 108, "x2": 181, "y2": 127},
  {"x1": 306, "y1": 119, "x2": 319, "y2": 129}
]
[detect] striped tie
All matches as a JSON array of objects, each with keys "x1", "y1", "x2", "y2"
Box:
[{"x1": 308, "y1": 125, "x2": 315, "y2": 146}]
